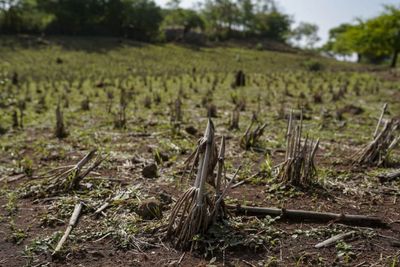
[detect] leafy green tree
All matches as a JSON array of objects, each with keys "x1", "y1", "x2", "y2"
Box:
[
  {"x1": 0, "y1": 0, "x2": 23, "y2": 33},
  {"x1": 1, "y1": 0, "x2": 292, "y2": 44},
  {"x1": 237, "y1": 0, "x2": 254, "y2": 34},
  {"x1": 36, "y1": 0, "x2": 162, "y2": 40},
  {"x1": 1, "y1": 0, "x2": 50, "y2": 33},
  {"x1": 253, "y1": 11, "x2": 291, "y2": 41},
  {"x1": 163, "y1": 8, "x2": 205, "y2": 34},
  {"x1": 291, "y1": 22, "x2": 320, "y2": 49},
  {"x1": 203, "y1": 0, "x2": 240, "y2": 39},
  {"x1": 37, "y1": 0, "x2": 103, "y2": 34},
  {"x1": 373, "y1": 5, "x2": 400, "y2": 67},
  {"x1": 119, "y1": 0, "x2": 162, "y2": 40},
  {"x1": 323, "y1": 23, "x2": 352, "y2": 56},
  {"x1": 325, "y1": 5, "x2": 400, "y2": 67},
  {"x1": 332, "y1": 21, "x2": 383, "y2": 63}
]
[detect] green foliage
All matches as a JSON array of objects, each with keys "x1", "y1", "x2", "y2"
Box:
[
  {"x1": 302, "y1": 59, "x2": 324, "y2": 72},
  {"x1": 1, "y1": 0, "x2": 163, "y2": 41},
  {"x1": 5, "y1": 191, "x2": 18, "y2": 214},
  {"x1": 202, "y1": 0, "x2": 241, "y2": 39},
  {"x1": 19, "y1": 156, "x2": 34, "y2": 177},
  {"x1": 335, "y1": 241, "x2": 355, "y2": 264},
  {"x1": 0, "y1": 0, "x2": 52, "y2": 33},
  {"x1": 252, "y1": 11, "x2": 291, "y2": 41},
  {"x1": 9, "y1": 225, "x2": 27, "y2": 244},
  {"x1": 323, "y1": 23, "x2": 353, "y2": 56},
  {"x1": 162, "y1": 8, "x2": 205, "y2": 32},
  {"x1": 325, "y1": 5, "x2": 400, "y2": 67},
  {"x1": 291, "y1": 22, "x2": 320, "y2": 49},
  {"x1": 1, "y1": 0, "x2": 293, "y2": 43}
]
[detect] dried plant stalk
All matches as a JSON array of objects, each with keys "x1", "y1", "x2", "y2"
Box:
[
  {"x1": 114, "y1": 89, "x2": 127, "y2": 128},
  {"x1": 167, "y1": 120, "x2": 216, "y2": 249},
  {"x1": 354, "y1": 104, "x2": 399, "y2": 167},
  {"x1": 171, "y1": 97, "x2": 182, "y2": 122},
  {"x1": 229, "y1": 108, "x2": 240, "y2": 130},
  {"x1": 35, "y1": 149, "x2": 104, "y2": 195},
  {"x1": 277, "y1": 111, "x2": 319, "y2": 187},
  {"x1": 373, "y1": 103, "x2": 388, "y2": 138},
  {"x1": 167, "y1": 120, "x2": 240, "y2": 250},
  {"x1": 240, "y1": 118, "x2": 267, "y2": 150},
  {"x1": 55, "y1": 104, "x2": 68, "y2": 139},
  {"x1": 354, "y1": 119, "x2": 399, "y2": 167}
]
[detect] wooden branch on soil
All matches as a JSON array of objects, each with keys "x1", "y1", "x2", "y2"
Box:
[
  {"x1": 378, "y1": 170, "x2": 400, "y2": 183},
  {"x1": 315, "y1": 231, "x2": 356, "y2": 248},
  {"x1": 226, "y1": 205, "x2": 387, "y2": 228},
  {"x1": 94, "y1": 191, "x2": 127, "y2": 216},
  {"x1": 53, "y1": 202, "x2": 83, "y2": 255},
  {"x1": 231, "y1": 172, "x2": 259, "y2": 188}
]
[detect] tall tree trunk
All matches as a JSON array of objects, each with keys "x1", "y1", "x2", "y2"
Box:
[
  {"x1": 390, "y1": 49, "x2": 398, "y2": 68},
  {"x1": 357, "y1": 53, "x2": 362, "y2": 63}
]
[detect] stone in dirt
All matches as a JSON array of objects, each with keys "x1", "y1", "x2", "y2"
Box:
[
  {"x1": 185, "y1": 125, "x2": 198, "y2": 135},
  {"x1": 136, "y1": 199, "x2": 163, "y2": 220},
  {"x1": 157, "y1": 191, "x2": 173, "y2": 206},
  {"x1": 142, "y1": 163, "x2": 158, "y2": 178},
  {"x1": 339, "y1": 104, "x2": 364, "y2": 115}
]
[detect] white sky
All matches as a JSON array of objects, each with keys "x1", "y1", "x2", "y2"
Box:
[{"x1": 155, "y1": 0, "x2": 400, "y2": 45}]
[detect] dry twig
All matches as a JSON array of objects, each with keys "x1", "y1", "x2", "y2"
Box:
[{"x1": 53, "y1": 202, "x2": 83, "y2": 255}]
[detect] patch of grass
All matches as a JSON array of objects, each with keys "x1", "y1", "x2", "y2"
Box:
[{"x1": 5, "y1": 191, "x2": 18, "y2": 214}]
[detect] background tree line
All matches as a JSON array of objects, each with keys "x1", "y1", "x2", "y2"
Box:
[
  {"x1": 323, "y1": 5, "x2": 400, "y2": 68},
  {"x1": 0, "y1": 0, "x2": 294, "y2": 42}
]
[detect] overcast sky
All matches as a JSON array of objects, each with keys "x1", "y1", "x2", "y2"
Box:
[{"x1": 155, "y1": 0, "x2": 400, "y2": 45}]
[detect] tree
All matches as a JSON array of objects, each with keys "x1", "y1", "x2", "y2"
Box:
[
  {"x1": 323, "y1": 23, "x2": 352, "y2": 56},
  {"x1": 37, "y1": 0, "x2": 103, "y2": 34},
  {"x1": 324, "y1": 5, "x2": 400, "y2": 67},
  {"x1": 163, "y1": 8, "x2": 205, "y2": 34},
  {"x1": 120, "y1": 0, "x2": 163, "y2": 41},
  {"x1": 203, "y1": 0, "x2": 240, "y2": 39},
  {"x1": 237, "y1": 0, "x2": 254, "y2": 34},
  {"x1": 375, "y1": 5, "x2": 400, "y2": 67},
  {"x1": 291, "y1": 22, "x2": 320, "y2": 49},
  {"x1": 0, "y1": 0, "x2": 53, "y2": 34},
  {"x1": 1, "y1": 0, "x2": 293, "y2": 44},
  {"x1": 36, "y1": 0, "x2": 162, "y2": 40},
  {"x1": 253, "y1": 11, "x2": 291, "y2": 41}
]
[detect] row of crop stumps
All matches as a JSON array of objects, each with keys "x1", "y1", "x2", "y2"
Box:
[{"x1": 18, "y1": 102, "x2": 400, "y2": 256}]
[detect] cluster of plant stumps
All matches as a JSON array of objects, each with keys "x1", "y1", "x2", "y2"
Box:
[
  {"x1": 1, "y1": 44, "x2": 400, "y2": 266},
  {"x1": 7, "y1": 100, "x2": 398, "y2": 259}
]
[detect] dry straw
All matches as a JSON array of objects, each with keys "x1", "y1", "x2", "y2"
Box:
[
  {"x1": 167, "y1": 119, "x2": 239, "y2": 249},
  {"x1": 277, "y1": 110, "x2": 319, "y2": 187}
]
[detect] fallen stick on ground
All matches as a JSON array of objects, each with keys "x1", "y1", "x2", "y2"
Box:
[
  {"x1": 94, "y1": 191, "x2": 127, "y2": 216},
  {"x1": 231, "y1": 172, "x2": 259, "y2": 188},
  {"x1": 226, "y1": 205, "x2": 387, "y2": 228},
  {"x1": 53, "y1": 202, "x2": 83, "y2": 255},
  {"x1": 0, "y1": 174, "x2": 25, "y2": 183},
  {"x1": 378, "y1": 170, "x2": 400, "y2": 183},
  {"x1": 378, "y1": 234, "x2": 400, "y2": 247},
  {"x1": 315, "y1": 231, "x2": 356, "y2": 248}
]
